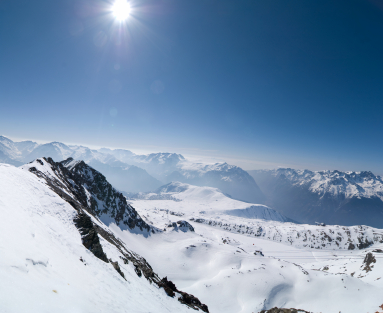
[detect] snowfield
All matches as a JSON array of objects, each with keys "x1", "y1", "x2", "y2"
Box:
[
  {"x1": 127, "y1": 182, "x2": 383, "y2": 313},
  {"x1": 2, "y1": 160, "x2": 383, "y2": 313},
  {"x1": 0, "y1": 164, "x2": 195, "y2": 313},
  {"x1": 136, "y1": 182, "x2": 289, "y2": 222}
]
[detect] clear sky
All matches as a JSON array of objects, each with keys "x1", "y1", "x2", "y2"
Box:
[{"x1": 1, "y1": 0, "x2": 383, "y2": 172}]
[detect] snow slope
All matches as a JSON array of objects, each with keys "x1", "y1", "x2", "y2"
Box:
[
  {"x1": 135, "y1": 182, "x2": 288, "y2": 223},
  {"x1": 3, "y1": 156, "x2": 383, "y2": 312},
  {"x1": 22, "y1": 157, "x2": 156, "y2": 235},
  {"x1": 121, "y1": 181, "x2": 383, "y2": 312},
  {"x1": 117, "y1": 205, "x2": 383, "y2": 313},
  {"x1": 0, "y1": 163, "x2": 197, "y2": 313}
]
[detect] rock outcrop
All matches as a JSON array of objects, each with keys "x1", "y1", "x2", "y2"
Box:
[{"x1": 24, "y1": 157, "x2": 209, "y2": 312}]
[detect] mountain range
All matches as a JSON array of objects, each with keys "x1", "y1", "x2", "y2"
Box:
[
  {"x1": 0, "y1": 136, "x2": 265, "y2": 203},
  {"x1": 4, "y1": 135, "x2": 383, "y2": 229},
  {"x1": 249, "y1": 168, "x2": 383, "y2": 228},
  {"x1": 2, "y1": 154, "x2": 383, "y2": 312}
]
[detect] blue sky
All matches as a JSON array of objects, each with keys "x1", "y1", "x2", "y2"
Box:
[{"x1": 1, "y1": 0, "x2": 383, "y2": 172}]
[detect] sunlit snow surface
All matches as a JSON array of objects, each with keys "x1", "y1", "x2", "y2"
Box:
[
  {"x1": 125, "y1": 182, "x2": 383, "y2": 313},
  {"x1": 0, "y1": 164, "x2": 192, "y2": 313},
  {"x1": 2, "y1": 163, "x2": 383, "y2": 312}
]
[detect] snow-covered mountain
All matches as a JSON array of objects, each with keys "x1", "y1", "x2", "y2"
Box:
[
  {"x1": 26, "y1": 142, "x2": 73, "y2": 163},
  {"x1": 249, "y1": 168, "x2": 383, "y2": 228},
  {"x1": 134, "y1": 152, "x2": 185, "y2": 178},
  {"x1": 0, "y1": 135, "x2": 34, "y2": 166},
  {"x1": 86, "y1": 159, "x2": 163, "y2": 193},
  {"x1": 3, "y1": 158, "x2": 383, "y2": 312},
  {"x1": 165, "y1": 162, "x2": 265, "y2": 204},
  {"x1": 0, "y1": 159, "x2": 209, "y2": 312},
  {"x1": 131, "y1": 181, "x2": 289, "y2": 223},
  {"x1": 0, "y1": 136, "x2": 265, "y2": 203}
]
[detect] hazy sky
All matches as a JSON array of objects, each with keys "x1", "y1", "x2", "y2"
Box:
[{"x1": 1, "y1": 0, "x2": 383, "y2": 172}]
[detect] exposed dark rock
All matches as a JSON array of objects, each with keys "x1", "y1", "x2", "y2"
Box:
[
  {"x1": 74, "y1": 211, "x2": 109, "y2": 263},
  {"x1": 194, "y1": 218, "x2": 205, "y2": 223},
  {"x1": 97, "y1": 219, "x2": 209, "y2": 312},
  {"x1": 134, "y1": 265, "x2": 142, "y2": 277},
  {"x1": 177, "y1": 220, "x2": 195, "y2": 232},
  {"x1": 168, "y1": 222, "x2": 177, "y2": 228},
  {"x1": 158, "y1": 277, "x2": 176, "y2": 297},
  {"x1": 362, "y1": 252, "x2": 376, "y2": 272},
  {"x1": 110, "y1": 259, "x2": 126, "y2": 280},
  {"x1": 158, "y1": 277, "x2": 209, "y2": 312},
  {"x1": 28, "y1": 157, "x2": 154, "y2": 234},
  {"x1": 357, "y1": 239, "x2": 373, "y2": 249},
  {"x1": 166, "y1": 220, "x2": 194, "y2": 232},
  {"x1": 61, "y1": 158, "x2": 153, "y2": 233},
  {"x1": 26, "y1": 157, "x2": 209, "y2": 312}
]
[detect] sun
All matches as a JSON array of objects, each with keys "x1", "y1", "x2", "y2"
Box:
[{"x1": 112, "y1": 0, "x2": 131, "y2": 21}]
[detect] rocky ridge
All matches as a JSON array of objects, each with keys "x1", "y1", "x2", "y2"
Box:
[{"x1": 22, "y1": 157, "x2": 209, "y2": 312}]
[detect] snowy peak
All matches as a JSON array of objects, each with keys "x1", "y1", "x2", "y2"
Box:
[
  {"x1": 0, "y1": 135, "x2": 15, "y2": 149},
  {"x1": 24, "y1": 142, "x2": 73, "y2": 163},
  {"x1": 133, "y1": 152, "x2": 186, "y2": 179},
  {"x1": 13, "y1": 140, "x2": 39, "y2": 156},
  {"x1": 138, "y1": 152, "x2": 185, "y2": 164},
  {"x1": 156, "y1": 182, "x2": 230, "y2": 202},
  {"x1": 23, "y1": 157, "x2": 154, "y2": 234},
  {"x1": 267, "y1": 168, "x2": 383, "y2": 199},
  {"x1": 60, "y1": 157, "x2": 80, "y2": 169},
  {"x1": 0, "y1": 137, "x2": 263, "y2": 203},
  {"x1": 138, "y1": 182, "x2": 288, "y2": 223},
  {"x1": 0, "y1": 162, "x2": 209, "y2": 312},
  {"x1": 250, "y1": 168, "x2": 383, "y2": 227},
  {"x1": 167, "y1": 162, "x2": 265, "y2": 204},
  {"x1": 155, "y1": 181, "x2": 190, "y2": 194},
  {"x1": 97, "y1": 148, "x2": 135, "y2": 164},
  {"x1": 0, "y1": 136, "x2": 21, "y2": 159}
]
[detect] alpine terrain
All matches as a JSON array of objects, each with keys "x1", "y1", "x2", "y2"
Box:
[
  {"x1": 250, "y1": 168, "x2": 383, "y2": 228},
  {"x1": 0, "y1": 158, "x2": 208, "y2": 313},
  {"x1": 2, "y1": 149, "x2": 383, "y2": 312},
  {"x1": 0, "y1": 136, "x2": 265, "y2": 203}
]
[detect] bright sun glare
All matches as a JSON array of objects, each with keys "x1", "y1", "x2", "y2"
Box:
[{"x1": 112, "y1": 0, "x2": 131, "y2": 21}]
